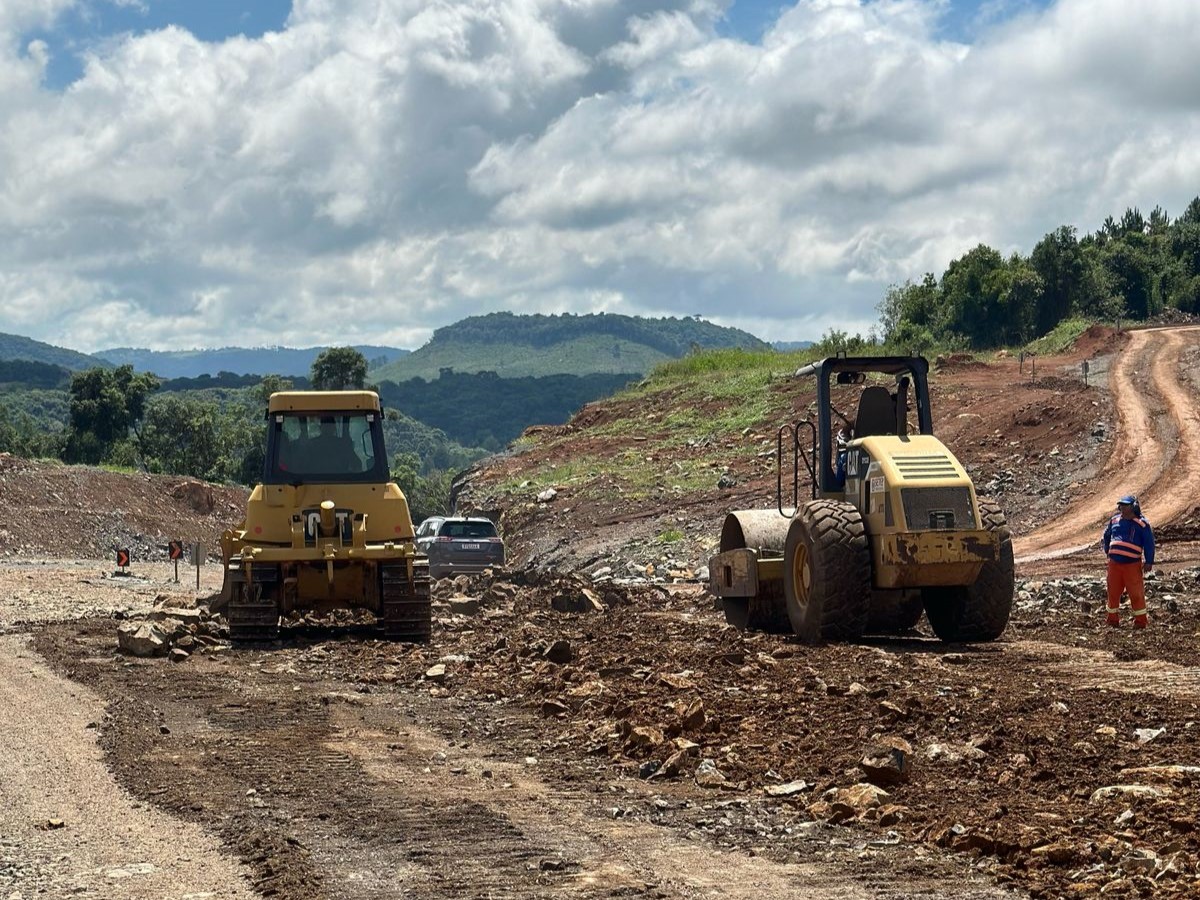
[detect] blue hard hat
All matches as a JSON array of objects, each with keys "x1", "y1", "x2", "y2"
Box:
[{"x1": 1117, "y1": 495, "x2": 1136, "y2": 506}]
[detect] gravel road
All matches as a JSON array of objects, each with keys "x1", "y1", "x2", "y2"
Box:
[{"x1": 0, "y1": 633, "x2": 252, "y2": 898}]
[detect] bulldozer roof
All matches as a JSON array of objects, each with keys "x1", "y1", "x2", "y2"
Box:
[{"x1": 267, "y1": 390, "x2": 382, "y2": 414}]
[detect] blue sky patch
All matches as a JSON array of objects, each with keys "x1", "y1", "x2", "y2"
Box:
[
  {"x1": 29, "y1": 0, "x2": 292, "y2": 89},
  {"x1": 27, "y1": 2, "x2": 1057, "y2": 90},
  {"x1": 718, "y1": 0, "x2": 1053, "y2": 43}
]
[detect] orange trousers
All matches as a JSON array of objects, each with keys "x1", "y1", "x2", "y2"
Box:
[{"x1": 1106, "y1": 560, "x2": 1148, "y2": 623}]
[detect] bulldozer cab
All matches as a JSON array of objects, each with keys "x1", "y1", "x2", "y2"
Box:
[
  {"x1": 792, "y1": 355, "x2": 933, "y2": 500},
  {"x1": 268, "y1": 410, "x2": 386, "y2": 484}
]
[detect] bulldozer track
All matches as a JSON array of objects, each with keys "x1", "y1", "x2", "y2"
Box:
[
  {"x1": 226, "y1": 571, "x2": 281, "y2": 643},
  {"x1": 380, "y1": 560, "x2": 432, "y2": 642}
]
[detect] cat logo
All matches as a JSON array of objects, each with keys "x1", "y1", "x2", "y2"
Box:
[
  {"x1": 302, "y1": 507, "x2": 354, "y2": 545},
  {"x1": 845, "y1": 449, "x2": 869, "y2": 480}
]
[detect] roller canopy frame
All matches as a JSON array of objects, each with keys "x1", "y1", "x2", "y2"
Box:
[{"x1": 793, "y1": 355, "x2": 935, "y2": 495}]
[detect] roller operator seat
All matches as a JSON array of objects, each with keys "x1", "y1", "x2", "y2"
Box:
[{"x1": 853, "y1": 385, "x2": 898, "y2": 438}]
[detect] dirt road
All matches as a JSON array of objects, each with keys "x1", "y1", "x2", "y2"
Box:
[
  {"x1": 0, "y1": 633, "x2": 253, "y2": 898},
  {"x1": 24, "y1": 602, "x2": 1017, "y2": 900},
  {"x1": 1015, "y1": 325, "x2": 1200, "y2": 563}
]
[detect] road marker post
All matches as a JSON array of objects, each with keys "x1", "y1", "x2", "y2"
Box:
[
  {"x1": 190, "y1": 543, "x2": 204, "y2": 590},
  {"x1": 115, "y1": 548, "x2": 131, "y2": 577}
]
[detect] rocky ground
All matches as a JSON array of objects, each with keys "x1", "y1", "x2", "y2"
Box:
[
  {"x1": 5, "y1": 324, "x2": 1200, "y2": 898},
  {"x1": 8, "y1": 563, "x2": 1200, "y2": 899}
]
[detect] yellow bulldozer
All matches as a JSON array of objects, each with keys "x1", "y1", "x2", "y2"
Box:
[
  {"x1": 215, "y1": 390, "x2": 429, "y2": 643},
  {"x1": 708, "y1": 355, "x2": 1013, "y2": 643}
]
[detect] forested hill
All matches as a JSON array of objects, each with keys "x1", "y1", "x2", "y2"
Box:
[
  {"x1": 371, "y1": 312, "x2": 769, "y2": 381},
  {"x1": 882, "y1": 197, "x2": 1200, "y2": 351},
  {"x1": 0, "y1": 332, "x2": 108, "y2": 371},
  {"x1": 97, "y1": 344, "x2": 410, "y2": 378}
]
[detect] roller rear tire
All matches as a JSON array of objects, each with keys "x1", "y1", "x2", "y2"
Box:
[
  {"x1": 783, "y1": 500, "x2": 871, "y2": 644},
  {"x1": 923, "y1": 498, "x2": 1014, "y2": 642}
]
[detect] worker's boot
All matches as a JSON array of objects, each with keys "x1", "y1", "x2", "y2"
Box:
[
  {"x1": 1106, "y1": 612, "x2": 1120, "y2": 627},
  {"x1": 1133, "y1": 614, "x2": 1149, "y2": 629}
]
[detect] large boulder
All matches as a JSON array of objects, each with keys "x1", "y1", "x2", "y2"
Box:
[
  {"x1": 169, "y1": 480, "x2": 215, "y2": 514},
  {"x1": 117, "y1": 622, "x2": 171, "y2": 657}
]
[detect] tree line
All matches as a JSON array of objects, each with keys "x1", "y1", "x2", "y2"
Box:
[
  {"x1": 377, "y1": 369, "x2": 636, "y2": 450},
  {"x1": 880, "y1": 198, "x2": 1200, "y2": 350},
  {"x1": 0, "y1": 347, "x2": 468, "y2": 520}
]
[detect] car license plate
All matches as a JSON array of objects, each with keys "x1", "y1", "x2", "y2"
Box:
[{"x1": 462, "y1": 543, "x2": 481, "y2": 551}]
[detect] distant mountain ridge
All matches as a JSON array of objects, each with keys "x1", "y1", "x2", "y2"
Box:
[
  {"x1": 772, "y1": 340, "x2": 815, "y2": 351},
  {"x1": 0, "y1": 332, "x2": 109, "y2": 371},
  {"x1": 371, "y1": 312, "x2": 770, "y2": 381},
  {"x1": 96, "y1": 345, "x2": 410, "y2": 378}
]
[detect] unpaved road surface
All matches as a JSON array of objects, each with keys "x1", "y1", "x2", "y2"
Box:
[
  {"x1": 1015, "y1": 325, "x2": 1200, "y2": 565},
  {"x1": 25, "y1": 590, "x2": 1016, "y2": 900},
  {"x1": 0, "y1": 633, "x2": 253, "y2": 898}
]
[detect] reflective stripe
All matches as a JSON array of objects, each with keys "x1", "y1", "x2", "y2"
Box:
[{"x1": 1109, "y1": 540, "x2": 1143, "y2": 560}]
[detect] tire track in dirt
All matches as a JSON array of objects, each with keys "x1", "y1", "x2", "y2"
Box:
[
  {"x1": 1004, "y1": 639, "x2": 1200, "y2": 698},
  {"x1": 39, "y1": 622, "x2": 1022, "y2": 900},
  {"x1": 1015, "y1": 325, "x2": 1200, "y2": 563}
]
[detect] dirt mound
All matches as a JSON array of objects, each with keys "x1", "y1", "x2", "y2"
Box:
[
  {"x1": 1147, "y1": 308, "x2": 1196, "y2": 326},
  {"x1": 0, "y1": 455, "x2": 246, "y2": 559},
  {"x1": 1072, "y1": 323, "x2": 1127, "y2": 358},
  {"x1": 169, "y1": 480, "x2": 216, "y2": 514}
]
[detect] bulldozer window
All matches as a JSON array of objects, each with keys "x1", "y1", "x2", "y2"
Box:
[{"x1": 270, "y1": 412, "x2": 383, "y2": 482}]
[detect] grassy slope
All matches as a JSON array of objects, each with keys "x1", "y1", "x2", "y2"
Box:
[
  {"x1": 458, "y1": 347, "x2": 819, "y2": 566},
  {"x1": 372, "y1": 335, "x2": 674, "y2": 381}
]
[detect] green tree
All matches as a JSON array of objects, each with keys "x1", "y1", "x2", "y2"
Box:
[
  {"x1": 942, "y1": 245, "x2": 1008, "y2": 347},
  {"x1": 310, "y1": 347, "x2": 368, "y2": 390},
  {"x1": 1030, "y1": 226, "x2": 1087, "y2": 334},
  {"x1": 1099, "y1": 237, "x2": 1157, "y2": 319},
  {"x1": 64, "y1": 365, "x2": 159, "y2": 464},
  {"x1": 138, "y1": 395, "x2": 224, "y2": 479},
  {"x1": 0, "y1": 403, "x2": 63, "y2": 459},
  {"x1": 391, "y1": 451, "x2": 422, "y2": 497},
  {"x1": 256, "y1": 374, "x2": 294, "y2": 405},
  {"x1": 878, "y1": 275, "x2": 943, "y2": 344},
  {"x1": 391, "y1": 451, "x2": 453, "y2": 522}
]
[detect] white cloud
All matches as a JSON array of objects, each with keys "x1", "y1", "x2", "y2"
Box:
[{"x1": 0, "y1": 0, "x2": 1199, "y2": 353}]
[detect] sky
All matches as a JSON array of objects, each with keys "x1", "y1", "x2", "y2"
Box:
[{"x1": 1, "y1": 0, "x2": 1197, "y2": 353}]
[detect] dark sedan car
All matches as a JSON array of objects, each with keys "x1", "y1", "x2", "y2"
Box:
[{"x1": 416, "y1": 516, "x2": 505, "y2": 579}]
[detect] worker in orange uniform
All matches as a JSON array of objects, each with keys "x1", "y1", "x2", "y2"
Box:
[{"x1": 1101, "y1": 495, "x2": 1155, "y2": 628}]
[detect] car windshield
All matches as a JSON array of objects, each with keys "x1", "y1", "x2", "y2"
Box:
[
  {"x1": 438, "y1": 521, "x2": 497, "y2": 539},
  {"x1": 267, "y1": 411, "x2": 384, "y2": 483}
]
